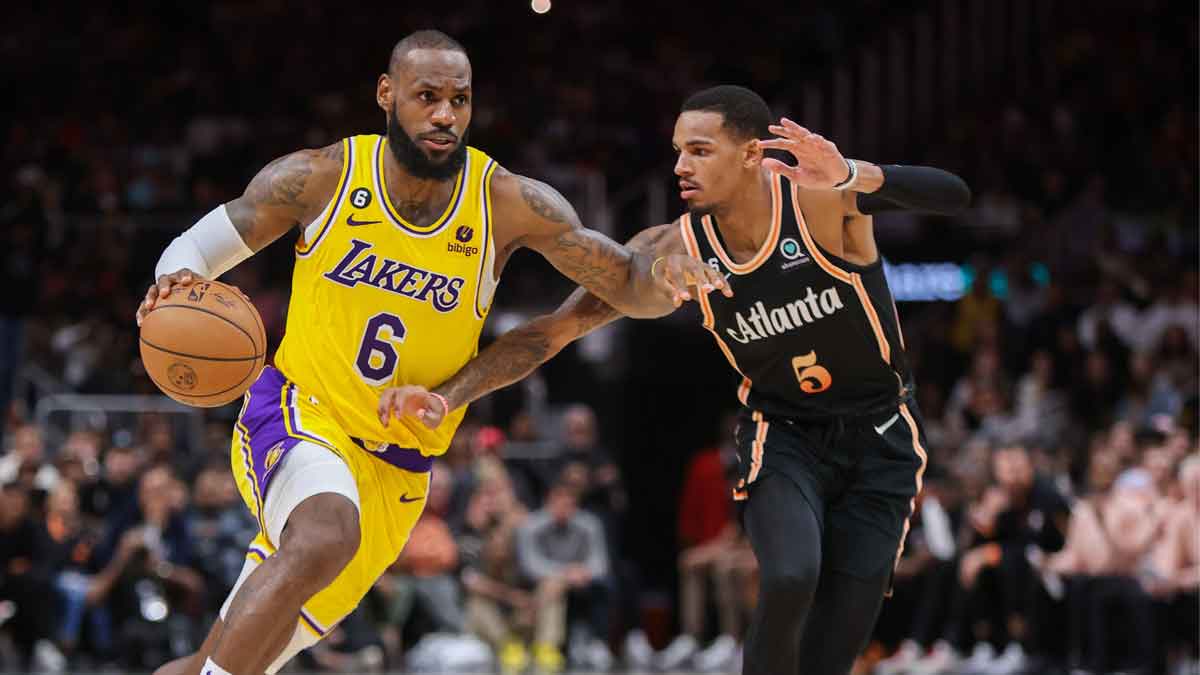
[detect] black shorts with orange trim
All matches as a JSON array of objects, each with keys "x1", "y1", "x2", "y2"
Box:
[{"x1": 732, "y1": 401, "x2": 929, "y2": 580}]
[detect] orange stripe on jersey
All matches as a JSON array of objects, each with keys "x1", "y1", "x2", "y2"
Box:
[
  {"x1": 790, "y1": 183, "x2": 852, "y2": 284},
  {"x1": 748, "y1": 410, "x2": 769, "y2": 485},
  {"x1": 791, "y1": 182, "x2": 892, "y2": 365},
  {"x1": 851, "y1": 274, "x2": 891, "y2": 364},
  {"x1": 700, "y1": 173, "x2": 783, "y2": 275},
  {"x1": 737, "y1": 377, "x2": 751, "y2": 405},
  {"x1": 682, "y1": 214, "x2": 757, "y2": 404},
  {"x1": 296, "y1": 138, "x2": 352, "y2": 257},
  {"x1": 892, "y1": 403, "x2": 929, "y2": 568},
  {"x1": 891, "y1": 296, "x2": 906, "y2": 350}
]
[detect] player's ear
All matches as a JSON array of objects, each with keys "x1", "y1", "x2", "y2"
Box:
[
  {"x1": 743, "y1": 137, "x2": 764, "y2": 169},
  {"x1": 376, "y1": 73, "x2": 393, "y2": 112}
]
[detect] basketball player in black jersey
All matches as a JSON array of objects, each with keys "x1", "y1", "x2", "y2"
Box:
[{"x1": 381, "y1": 85, "x2": 969, "y2": 674}]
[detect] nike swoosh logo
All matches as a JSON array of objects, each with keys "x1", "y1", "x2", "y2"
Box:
[
  {"x1": 399, "y1": 493, "x2": 424, "y2": 503},
  {"x1": 873, "y1": 413, "x2": 900, "y2": 436},
  {"x1": 346, "y1": 214, "x2": 381, "y2": 227}
]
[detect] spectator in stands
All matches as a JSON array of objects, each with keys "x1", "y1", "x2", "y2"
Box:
[
  {"x1": 36, "y1": 480, "x2": 112, "y2": 666},
  {"x1": 557, "y1": 404, "x2": 627, "y2": 542},
  {"x1": 457, "y1": 460, "x2": 542, "y2": 673},
  {"x1": 873, "y1": 477, "x2": 963, "y2": 675},
  {"x1": 0, "y1": 424, "x2": 58, "y2": 493},
  {"x1": 85, "y1": 465, "x2": 203, "y2": 669},
  {"x1": 463, "y1": 523, "x2": 547, "y2": 674},
  {"x1": 953, "y1": 444, "x2": 1070, "y2": 674},
  {"x1": 78, "y1": 442, "x2": 142, "y2": 533},
  {"x1": 1078, "y1": 280, "x2": 1140, "y2": 352},
  {"x1": 0, "y1": 479, "x2": 62, "y2": 670},
  {"x1": 517, "y1": 481, "x2": 613, "y2": 671},
  {"x1": 1045, "y1": 448, "x2": 1166, "y2": 673},
  {"x1": 654, "y1": 414, "x2": 746, "y2": 671},
  {"x1": 187, "y1": 463, "x2": 257, "y2": 618},
  {"x1": 1151, "y1": 454, "x2": 1200, "y2": 673}
]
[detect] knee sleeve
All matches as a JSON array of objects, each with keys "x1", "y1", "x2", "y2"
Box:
[{"x1": 263, "y1": 441, "x2": 359, "y2": 549}]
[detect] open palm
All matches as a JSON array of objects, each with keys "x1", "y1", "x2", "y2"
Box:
[{"x1": 758, "y1": 118, "x2": 851, "y2": 190}]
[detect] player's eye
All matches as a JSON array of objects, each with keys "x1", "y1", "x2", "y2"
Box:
[
  {"x1": 452, "y1": 95, "x2": 468, "y2": 106},
  {"x1": 418, "y1": 91, "x2": 435, "y2": 102}
]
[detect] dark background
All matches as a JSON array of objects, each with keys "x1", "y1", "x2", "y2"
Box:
[{"x1": 0, "y1": 0, "x2": 1196, "y2": 670}]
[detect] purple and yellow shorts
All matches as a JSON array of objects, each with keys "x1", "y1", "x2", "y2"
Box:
[{"x1": 230, "y1": 366, "x2": 431, "y2": 639}]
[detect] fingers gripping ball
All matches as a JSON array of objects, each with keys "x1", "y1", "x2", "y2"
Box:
[{"x1": 139, "y1": 281, "x2": 266, "y2": 407}]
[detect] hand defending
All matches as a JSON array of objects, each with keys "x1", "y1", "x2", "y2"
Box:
[
  {"x1": 654, "y1": 253, "x2": 733, "y2": 307},
  {"x1": 378, "y1": 385, "x2": 448, "y2": 430},
  {"x1": 758, "y1": 118, "x2": 852, "y2": 190}
]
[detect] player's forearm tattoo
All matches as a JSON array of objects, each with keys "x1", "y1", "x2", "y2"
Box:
[
  {"x1": 567, "y1": 291, "x2": 624, "y2": 335},
  {"x1": 519, "y1": 177, "x2": 575, "y2": 224},
  {"x1": 550, "y1": 229, "x2": 631, "y2": 291},
  {"x1": 435, "y1": 326, "x2": 554, "y2": 409},
  {"x1": 435, "y1": 288, "x2": 628, "y2": 410}
]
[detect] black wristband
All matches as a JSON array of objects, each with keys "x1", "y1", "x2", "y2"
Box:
[{"x1": 858, "y1": 165, "x2": 971, "y2": 216}]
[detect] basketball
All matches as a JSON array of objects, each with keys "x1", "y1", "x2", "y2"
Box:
[{"x1": 139, "y1": 280, "x2": 267, "y2": 407}]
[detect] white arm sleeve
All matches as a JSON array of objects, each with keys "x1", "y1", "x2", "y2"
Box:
[{"x1": 155, "y1": 204, "x2": 254, "y2": 279}]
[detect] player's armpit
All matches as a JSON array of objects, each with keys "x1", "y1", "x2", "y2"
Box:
[{"x1": 225, "y1": 141, "x2": 345, "y2": 251}]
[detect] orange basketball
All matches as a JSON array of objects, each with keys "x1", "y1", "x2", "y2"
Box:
[{"x1": 139, "y1": 280, "x2": 267, "y2": 407}]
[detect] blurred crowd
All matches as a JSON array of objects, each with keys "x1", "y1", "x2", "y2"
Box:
[{"x1": 2, "y1": 0, "x2": 1198, "y2": 673}]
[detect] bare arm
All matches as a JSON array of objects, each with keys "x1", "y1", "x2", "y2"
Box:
[
  {"x1": 432, "y1": 224, "x2": 681, "y2": 411},
  {"x1": 137, "y1": 142, "x2": 343, "y2": 322},
  {"x1": 489, "y1": 169, "x2": 724, "y2": 319},
  {"x1": 224, "y1": 142, "x2": 344, "y2": 251}
]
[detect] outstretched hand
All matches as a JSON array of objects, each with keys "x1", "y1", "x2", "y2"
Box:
[
  {"x1": 378, "y1": 385, "x2": 448, "y2": 430},
  {"x1": 653, "y1": 253, "x2": 733, "y2": 307},
  {"x1": 757, "y1": 118, "x2": 852, "y2": 190}
]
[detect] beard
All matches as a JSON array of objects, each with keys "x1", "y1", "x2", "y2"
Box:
[{"x1": 386, "y1": 107, "x2": 468, "y2": 181}]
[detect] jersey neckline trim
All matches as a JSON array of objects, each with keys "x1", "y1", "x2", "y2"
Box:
[
  {"x1": 372, "y1": 136, "x2": 467, "y2": 238},
  {"x1": 700, "y1": 172, "x2": 782, "y2": 275}
]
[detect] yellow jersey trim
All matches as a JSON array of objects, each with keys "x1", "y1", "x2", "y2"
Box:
[
  {"x1": 373, "y1": 136, "x2": 467, "y2": 237},
  {"x1": 474, "y1": 158, "x2": 499, "y2": 319},
  {"x1": 296, "y1": 138, "x2": 353, "y2": 256}
]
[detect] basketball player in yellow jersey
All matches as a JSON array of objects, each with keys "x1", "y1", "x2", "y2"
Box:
[{"x1": 134, "y1": 30, "x2": 726, "y2": 675}]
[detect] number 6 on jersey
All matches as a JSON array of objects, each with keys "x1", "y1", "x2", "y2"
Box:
[{"x1": 355, "y1": 312, "x2": 406, "y2": 385}]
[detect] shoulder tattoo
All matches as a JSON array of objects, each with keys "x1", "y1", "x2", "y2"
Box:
[{"x1": 518, "y1": 176, "x2": 577, "y2": 225}]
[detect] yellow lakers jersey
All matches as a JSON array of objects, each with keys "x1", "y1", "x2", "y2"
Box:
[{"x1": 274, "y1": 134, "x2": 499, "y2": 455}]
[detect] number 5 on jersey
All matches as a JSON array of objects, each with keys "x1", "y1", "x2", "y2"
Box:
[
  {"x1": 792, "y1": 350, "x2": 832, "y2": 393},
  {"x1": 356, "y1": 312, "x2": 406, "y2": 385}
]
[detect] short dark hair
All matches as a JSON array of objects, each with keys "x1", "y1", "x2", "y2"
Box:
[
  {"x1": 680, "y1": 85, "x2": 772, "y2": 141},
  {"x1": 389, "y1": 29, "x2": 467, "y2": 72}
]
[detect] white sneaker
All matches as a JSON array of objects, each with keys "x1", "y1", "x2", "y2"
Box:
[
  {"x1": 584, "y1": 638, "x2": 614, "y2": 671},
  {"x1": 32, "y1": 639, "x2": 67, "y2": 673},
  {"x1": 656, "y1": 634, "x2": 700, "y2": 670},
  {"x1": 982, "y1": 643, "x2": 1027, "y2": 675},
  {"x1": 875, "y1": 639, "x2": 923, "y2": 675},
  {"x1": 908, "y1": 640, "x2": 960, "y2": 675},
  {"x1": 694, "y1": 634, "x2": 739, "y2": 672},
  {"x1": 623, "y1": 629, "x2": 656, "y2": 669},
  {"x1": 960, "y1": 642, "x2": 997, "y2": 674}
]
